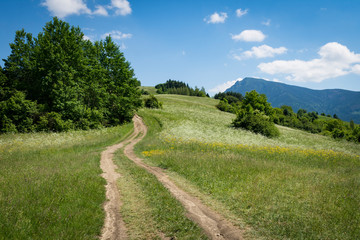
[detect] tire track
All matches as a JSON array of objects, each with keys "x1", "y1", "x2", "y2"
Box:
[{"x1": 123, "y1": 115, "x2": 245, "y2": 240}]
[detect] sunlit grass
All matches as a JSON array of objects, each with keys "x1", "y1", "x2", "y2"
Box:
[
  {"x1": 0, "y1": 124, "x2": 133, "y2": 239},
  {"x1": 114, "y1": 151, "x2": 207, "y2": 239},
  {"x1": 144, "y1": 94, "x2": 359, "y2": 155},
  {"x1": 136, "y1": 94, "x2": 360, "y2": 239}
]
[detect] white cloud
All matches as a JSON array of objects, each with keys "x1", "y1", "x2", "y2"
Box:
[
  {"x1": 236, "y1": 8, "x2": 248, "y2": 17},
  {"x1": 93, "y1": 5, "x2": 108, "y2": 16},
  {"x1": 111, "y1": 0, "x2": 132, "y2": 16},
  {"x1": 42, "y1": 0, "x2": 91, "y2": 18},
  {"x1": 258, "y1": 42, "x2": 360, "y2": 82},
  {"x1": 204, "y1": 12, "x2": 228, "y2": 24},
  {"x1": 42, "y1": 0, "x2": 132, "y2": 17},
  {"x1": 262, "y1": 19, "x2": 271, "y2": 26},
  {"x1": 83, "y1": 35, "x2": 91, "y2": 41},
  {"x1": 234, "y1": 45, "x2": 287, "y2": 60},
  {"x1": 101, "y1": 31, "x2": 132, "y2": 40},
  {"x1": 209, "y1": 78, "x2": 242, "y2": 93},
  {"x1": 231, "y1": 30, "x2": 266, "y2": 42},
  {"x1": 352, "y1": 64, "x2": 360, "y2": 74}
]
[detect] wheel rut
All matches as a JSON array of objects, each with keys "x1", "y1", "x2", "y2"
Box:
[{"x1": 101, "y1": 114, "x2": 245, "y2": 240}]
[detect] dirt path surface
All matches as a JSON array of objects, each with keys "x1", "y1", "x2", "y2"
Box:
[
  {"x1": 122, "y1": 115, "x2": 245, "y2": 240},
  {"x1": 100, "y1": 130, "x2": 139, "y2": 240}
]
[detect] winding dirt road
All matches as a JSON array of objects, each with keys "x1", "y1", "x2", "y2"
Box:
[{"x1": 100, "y1": 115, "x2": 244, "y2": 240}]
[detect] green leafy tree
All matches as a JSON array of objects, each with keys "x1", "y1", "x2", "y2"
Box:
[
  {"x1": 233, "y1": 90, "x2": 279, "y2": 138},
  {"x1": 1, "y1": 17, "x2": 142, "y2": 133},
  {"x1": 242, "y1": 90, "x2": 274, "y2": 116},
  {"x1": 3, "y1": 29, "x2": 35, "y2": 94},
  {"x1": 97, "y1": 36, "x2": 142, "y2": 124}
]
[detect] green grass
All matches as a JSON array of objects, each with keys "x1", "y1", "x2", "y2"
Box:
[
  {"x1": 136, "y1": 94, "x2": 360, "y2": 239},
  {"x1": 114, "y1": 151, "x2": 207, "y2": 239},
  {"x1": 0, "y1": 124, "x2": 133, "y2": 239},
  {"x1": 140, "y1": 86, "x2": 158, "y2": 95}
]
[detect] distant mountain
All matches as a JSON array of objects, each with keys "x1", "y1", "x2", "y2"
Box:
[{"x1": 226, "y1": 77, "x2": 360, "y2": 123}]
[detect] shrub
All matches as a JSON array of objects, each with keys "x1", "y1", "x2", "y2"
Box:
[
  {"x1": 36, "y1": 112, "x2": 74, "y2": 132},
  {"x1": 233, "y1": 109, "x2": 280, "y2": 138},
  {"x1": 0, "y1": 91, "x2": 38, "y2": 133},
  {"x1": 144, "y1": 95, "x2": 163, "y2": 109}
]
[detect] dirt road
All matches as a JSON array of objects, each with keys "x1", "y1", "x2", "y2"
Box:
[{"x1": 101, "y1": 115, "x2": 244, "y2": 240}]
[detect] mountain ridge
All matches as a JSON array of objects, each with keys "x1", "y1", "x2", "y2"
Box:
[{"x1": 225, "y1": 77, "x2": 360, "y2": 123}]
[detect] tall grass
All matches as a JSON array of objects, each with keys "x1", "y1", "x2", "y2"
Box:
[
  {"x1": 0, "y1": 124, "x2": 133, "y2": 239},
  {"x1": 136, "y1": 94, "x2": 360, "y2": 239}
]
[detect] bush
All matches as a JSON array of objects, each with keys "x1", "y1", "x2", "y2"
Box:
[
  {"x1": 144, "y1": 95, "x2": 163, "y2": 109},
  {"x1": 36, "y1": 112, "x2": 74, "y2": 132},
  {"x1": 0, "y1": 91, "x2": 38, "y2": 133},
  {"x1": 233, "y1": 109, "x2": 280, "y2": 138}
]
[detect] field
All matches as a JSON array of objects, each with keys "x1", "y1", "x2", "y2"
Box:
[
  {"x1": 1, "y1": 93, "x2": 359, "y2": 239},
  {"x1": 0, "y1": 124, "x2": 133, "y2": 239},
  {"x1": 136, "y1": 94, "x2": 360, "y2": 239}
]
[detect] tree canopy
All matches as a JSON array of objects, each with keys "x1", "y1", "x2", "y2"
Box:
[{"x1": 0, "y1": 17, "x2": 142, "y2": 133}]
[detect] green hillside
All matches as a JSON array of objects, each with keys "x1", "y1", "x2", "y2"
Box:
[
  {"x1": 226, "y1": 77, "x2": 360, "y2": 123},
  {"x1": 1, "y1": 93, "x2": 359, "y2": 239},
  {"x1": 137, "y1": 94, "x2": 360, "y2": 239}
]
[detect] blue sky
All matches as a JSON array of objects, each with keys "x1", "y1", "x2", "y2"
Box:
[{"x1": 1, "y1": 0, "x2": 360, "y2": 94}]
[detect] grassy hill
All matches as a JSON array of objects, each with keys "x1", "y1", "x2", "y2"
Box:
[
  {"x1": 1, "y1": 93, "x2": 359, "y2": 239},
  {"x1": 226, "y1": 77, "x2": 360, "y2": 123},
  {"x1": 137, "y1": 94, "x2": 360, "y2": 239}
]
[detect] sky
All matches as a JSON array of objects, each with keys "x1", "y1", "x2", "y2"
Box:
[{"x1": 1, "y1": 0, "x2": 360, "y2": 94}]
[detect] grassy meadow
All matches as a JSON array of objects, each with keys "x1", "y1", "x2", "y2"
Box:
[
  {"x1": 136, "y1": 94, "x2": 360, "y2": 239},
  {"x1": 0, "y1": 124, "x2": 133, "y2": 239}
]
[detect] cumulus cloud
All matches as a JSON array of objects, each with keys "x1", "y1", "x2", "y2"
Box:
[
  {"x1": 234, "y1": 45, "x2": 287, "y2": 60},
  {"x1": 42, "y1": 0, "x2": 91, "y2": 18},
  {"x1": 204, "y1": 12, "x2": 228, "y2": 24},
  {"x1": 93, "y1": 5, "x2": 108, "y2": 16},
  {"x1": 258, "y1": 42, "x2": 360, "y2": 82},
  {"x1": 236, "y1": 8, "x2": 248, "y2": 17},
  {"x1": 231, "y1": 30, "x2": 266, "y2": 42},
  {"x1": 101, "y1": 30, "x2": 132, "y2": 40},
  {"x1": 111, "y1": 0, "x2": 132, "y2": 16},
  {"x1": 352, "y1": 64, "x2": 360, "y2": 74},
  {"x1": 209, "y1": 78, "x2": 242, "y2": 93},
  {"x1": 42, "y1": 0, "x2": 131, "y2": 17}
]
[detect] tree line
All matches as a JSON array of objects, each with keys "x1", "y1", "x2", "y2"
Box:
[
  {"x1": 0, "y1": 17, "x2": 142, "y2": 133},
  {"x1": 155, "y1": 79, "x2": 209, "y2": 97},
  {"x1": 216, "y1": 91, "x2": 360, "y2": 142}
]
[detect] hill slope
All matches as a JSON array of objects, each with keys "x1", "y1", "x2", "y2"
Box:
[
  {"x1": 137, "y1": 94, "x2": 359, "y2": 239},
  {"x1": 226, "y1": 77, "x2": 360, "y2": 123}
]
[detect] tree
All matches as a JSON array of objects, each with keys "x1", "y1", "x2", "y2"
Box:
[
  {"x1": 233, "y1": 90, "x2": 279, "y2": 138},
  {"x1": 97, "y1": 36, "x2": 142, "y2": 124},
  {"x1": 1, "y1": 17, "x2": 142, "y2": 132},
  {"x1": 242, "y1": 90, "x2": 274, "y2": 116}
]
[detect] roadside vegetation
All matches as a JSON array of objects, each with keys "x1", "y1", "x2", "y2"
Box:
[
  {"x1": 0, "y1": 124, "x2": 132, "y2": 239},
  {"x1": 136, "y1": 93, "x2": 360, "y2": 239}
]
